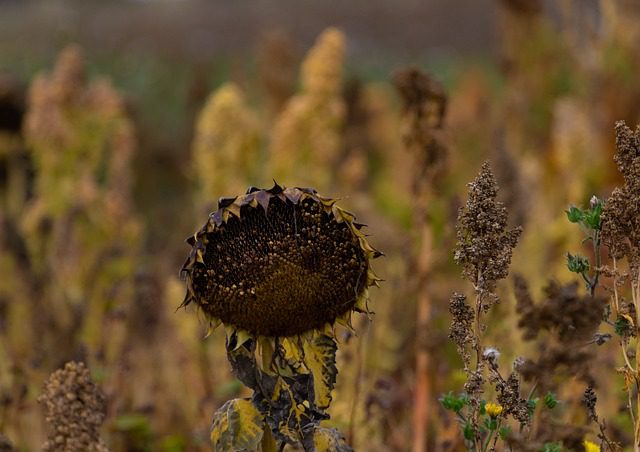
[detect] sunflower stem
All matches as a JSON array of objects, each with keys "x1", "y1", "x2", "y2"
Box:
[{"x1": 261, "y1": 428, "x2": 278, "y2": 452}]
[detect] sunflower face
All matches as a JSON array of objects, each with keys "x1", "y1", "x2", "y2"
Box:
[{"x1": 182, "y1": 184, "x2": 379, "y2": 337}]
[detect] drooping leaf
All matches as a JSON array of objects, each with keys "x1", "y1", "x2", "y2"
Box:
[
  {"x1": 277, "y1": 337, "x2": 305, "y2": 375},
  {"x1": 303, "y1": 334, "x2": 338, "y2": 410},
  {"x1": 304, "y1": 426, "x2": 353, "y2": 452},
  {"x1": 261, "y1": 373, "x2": 323, "y2": 447},
  {"x1": 210, "y1": 398, "x2": 264, "y2": 452}
]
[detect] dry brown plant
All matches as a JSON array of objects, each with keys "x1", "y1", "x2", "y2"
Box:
[
  {"x1": 600, "y1": 121, "x2": 640, "y2": 449},
  {"x1": 393, "y1": 67, "x2": 447, "y2": 452},
  {"x1": 38, "y1": 361, "x2": 108, "y2": 452},
  {"x1": 256, "y1": 29, "x2": 298, "y2": 117}
]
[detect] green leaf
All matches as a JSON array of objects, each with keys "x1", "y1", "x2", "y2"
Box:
[
  {"x1": 566, "y1": 252, "x2": 590, "y2": 274},
  {"x1": 439, "y1": 392, "x2": 466, "y2": 413},
  {"x1": 527, "y1": 398, "x2": 538, "y2": 417},
  {"x1": 566, "y1": 206, "x2": 584, "y2": 223},
  {"x1": 210, "y1": 398, "x2": 264, "y2": 452},
  {"x1": 584, "y1": 208, "x2": 602, "y2": 229},
  {"x1": 615, "y1": 316, "x2": 632, "y2": 336},
  {"x1": 543, "y1": 392, "x2": 558, "y2": 409},
  {"x1": 584, "y1": 197, "x2": 604, "y2": 230},
  {"x1": 540, "y1": 442, "x2": 562, "y2": 452},
  {"x1": 463, "y1": 423, "x2": 475, "y2": 441},
  {"x1": 498, "y1": 426, "x2": 511, "y2": 440},
  {"x1": 483, "y1": 417, "x2": 498, "y2": 431},
  {"x1": 303, "y1": 334, "x2": 338, "y2": 410},
  {"x1": 479, "y1": 399, "x2": 487, "y2": 415}
]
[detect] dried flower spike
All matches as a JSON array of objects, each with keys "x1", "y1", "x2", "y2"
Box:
[
  {"x1": 181, "y1": 183, "x2": 380, "y2": 337},
  {"x1": 38, "y1": 361, "x2": 108, "y2": 452},
  {"x1": 454, "y1": 161, "x2": 522, "y2": 307},
  {"x1": 601, "y1": 121, "x2": 640, "y2": 272}
]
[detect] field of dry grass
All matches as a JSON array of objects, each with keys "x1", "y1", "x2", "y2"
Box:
[{"x1": 1, "y1": 1, "x2": 640, "y2": 451}]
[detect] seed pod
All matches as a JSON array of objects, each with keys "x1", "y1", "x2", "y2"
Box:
[{"x1": 181, "y1": 184, "x2": 380, "y2": 337}]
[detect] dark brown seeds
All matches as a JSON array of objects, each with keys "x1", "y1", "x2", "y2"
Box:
[{"x1": 188, "y1": 195, "x2": 368, "y2": 336}]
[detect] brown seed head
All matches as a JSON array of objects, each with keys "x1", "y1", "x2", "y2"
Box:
[
  {"x1": 181, "y1": 184, "x2": 380, "y2": 337},
  {"x1": 448, "y1": 292, "x2": 475, "y2": 369},
  {"x1": 38, "y1": 361, "x2": 108, "y2": 452},
  {"x1": 601, "y1": 121, "x2": 640, "y2": 272},
  {"x1": 454, "y1": 162, "x2": 522, "y2": 305}
]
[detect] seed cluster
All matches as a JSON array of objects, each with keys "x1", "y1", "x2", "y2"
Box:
[
  {"x1": 189, "y1": 194, "x2": 368, "y2": 336},
  {"x1": 454, "y1": 161, "x2": 522, "y2": 309},
  {"x1": 38, "y1": 361, "x2": 108, "y2": 452},
  {"x1": 601, "y1": 121, "x2": 640, "y2": 273}
]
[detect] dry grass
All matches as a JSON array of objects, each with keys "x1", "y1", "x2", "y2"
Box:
[{"x1": 1, "y1": 2, "x2": 640, "y2": 450}]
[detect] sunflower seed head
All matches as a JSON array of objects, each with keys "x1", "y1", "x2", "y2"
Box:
[{"x1": 182, "y1": 184, "x2": 380, "y2": 337}]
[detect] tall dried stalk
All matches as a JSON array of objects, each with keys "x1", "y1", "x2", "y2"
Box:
[
  {"x1": 600, "y1": 121, "x2": 640, "y2": 450},
  {"x1": 256, "y1": 29, "x2": 298, "y2": 118},
  {"x1": 393, "y1": 68, "x2": 447, "y2": 452}
]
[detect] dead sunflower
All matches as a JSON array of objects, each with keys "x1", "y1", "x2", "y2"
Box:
[
  {"x1": 181, "y1": 183, "x2": 380, "y2": 451},
  {"x1": 181, "y1": 183, "x2": 380, "y2": 337}
]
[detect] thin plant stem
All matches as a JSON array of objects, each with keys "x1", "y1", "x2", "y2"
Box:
[
  {"x1": 590, "y1": 230, "x2": 601, "y2": 296},
  {"x1": 612, "y1": 258, "x2": 637, "y2": 435},
  {"x1": 491, "y1": 419, "x2": 502, "y2": 451},
  {"x1": 482, "y1": 429, "x2": 495, "y2": 452},
  {"x1": 412, "y1": 186, "x2": 435, "y2": 452},
  {"x1": 471, "y1": 278, "x2": 485, "y2": 452},
  {"x1": 633, "y1": 269, "x2": 640, "y2": 451}
]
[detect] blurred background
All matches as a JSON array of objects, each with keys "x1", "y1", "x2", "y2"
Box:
[{"x1": 1, "y1": 0, "x2": 638, "y2": 450}]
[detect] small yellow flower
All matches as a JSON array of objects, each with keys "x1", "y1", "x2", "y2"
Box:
[
  {"x1": 583, "y1": 440, "x2": 600, "y2": 452},
  {"x1": 485, "y1": 402, "x2": 503, "y2": 418}
]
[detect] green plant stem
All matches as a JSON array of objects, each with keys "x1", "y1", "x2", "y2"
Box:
[
  {"x1": 491, "y1": 419, "x2": 502, "y2": 451},
  {"x1": 472, "y1": 283, "x2": 484, "y2": 452},
  {"x1": 589, "y1": 230, "x2": 601, "y2": 296},
  {"x1": 482, "y1": 421, "x2": 498, "y2": 452},
  {"x1": 633, "y1": 272, "x2": 640, "y2": 451}
]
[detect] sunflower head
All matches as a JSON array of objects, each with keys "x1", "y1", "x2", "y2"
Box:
[{"x1": 181, "y1": 183, "x2": 380, "y2": 337}]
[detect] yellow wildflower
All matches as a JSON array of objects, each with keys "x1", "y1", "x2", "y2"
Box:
[
  {"x1": 485, "y1": 402, "x2": 503, "y2": 418},
  {"x1": 583, "y1": 440, "x2": 600, "y2": 452}
]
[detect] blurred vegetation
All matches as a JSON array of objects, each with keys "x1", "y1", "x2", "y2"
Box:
[{"x1": 1, "y1": 0, "x2": 640, "y2": 450}]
